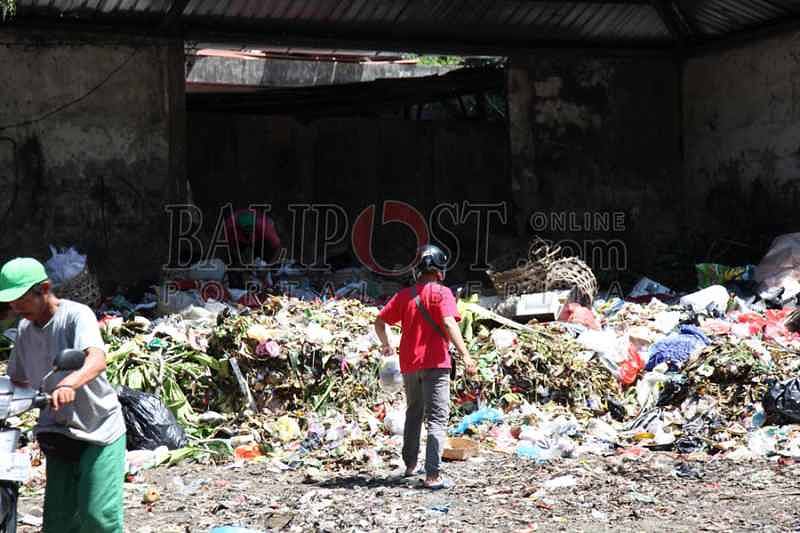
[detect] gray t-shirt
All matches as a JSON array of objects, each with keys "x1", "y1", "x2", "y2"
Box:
[{"x1": 7, "y1": 299, "x2": 125, "y2": 446}]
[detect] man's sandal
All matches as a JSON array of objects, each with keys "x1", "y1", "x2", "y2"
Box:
[{"x1": 422, "y1": 478, "x2": 454, "y2": 490}]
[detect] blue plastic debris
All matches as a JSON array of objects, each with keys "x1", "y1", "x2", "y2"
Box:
[
  {"x1": 515, "y1": 441, "x2": 558, "y2": 463},
  {"x1": 450, "y1": 407, "x2": 503, "y2": 435},
  {"x1": 645, "y1": 325, "x2": 710, "y2": 372}
]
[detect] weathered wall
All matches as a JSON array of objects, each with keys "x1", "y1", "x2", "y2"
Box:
[
  {"x1": 507, "y1": 55, "x2": 683, "y2": 285},
  {"x1": 0, "y1": 31, "x2": 185, "y2": 288},
  {"x1": 684, "y1": 34, "x2": 800, "y2": 265},
  {"x1": 187, "y1": 113, "x2": 510, "y2": 278},
  {"x1": 187, "y1": 55, "x2": 457, "y2": 88}
]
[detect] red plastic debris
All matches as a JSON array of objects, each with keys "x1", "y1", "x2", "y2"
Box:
[{"x1": 558, "y1": 303, "x2": 601, "y2": 330}]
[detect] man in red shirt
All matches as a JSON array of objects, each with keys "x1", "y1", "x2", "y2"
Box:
[
  {"x1": 224, "y1": 207, "x2": 281, "y2": 264},
  {"x1": 374, "y1": 245, "x2": 476, "y2": 489}
]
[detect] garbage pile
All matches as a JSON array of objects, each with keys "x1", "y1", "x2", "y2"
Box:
[
  {"x1": 8, "y1": 235, "x2": 800, "y2": 478},
  {"x1": 438, "y1": 297, "x2": 800, "y2": 463},
  {"x1": 98, "y1": 285, "x2": 800, "y2": 471},
  {"x1": 448, "y1": 234, "x2": 800, "y2": 463},
  {"x1": 96, "y1": 296, "x2": 400, "y2": 470}
]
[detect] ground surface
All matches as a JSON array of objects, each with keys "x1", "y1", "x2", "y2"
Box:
[{"x1": 15, "y1": 449, "x2": 800, "y2": 532}]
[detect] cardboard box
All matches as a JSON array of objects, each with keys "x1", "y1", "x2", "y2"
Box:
[{"x1": 443, "y1": 438, "x2": 479, "y2": 461}]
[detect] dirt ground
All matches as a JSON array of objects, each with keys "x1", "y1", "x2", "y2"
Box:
[{"x1": 15, "y1": 449, "x2": 800, "y2": 532}]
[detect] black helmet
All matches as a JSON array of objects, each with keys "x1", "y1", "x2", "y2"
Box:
[{"x1": 417, "y1": 244, "x2": 448, "y2": 273}]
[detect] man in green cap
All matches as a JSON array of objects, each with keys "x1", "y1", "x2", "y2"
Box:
[
  {"x1": 0, "y1": 257, "x2": 125, "y2": 532},
  {"x1": 224, "y1": 207, "x2": 281, "y2": 264}
]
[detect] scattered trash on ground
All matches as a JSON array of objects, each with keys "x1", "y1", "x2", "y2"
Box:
[{"x1": 8, "y1": 238, "x2": 800, "y2": 526}]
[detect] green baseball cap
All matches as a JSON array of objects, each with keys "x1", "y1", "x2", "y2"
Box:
[
  {"x1": 0, "y1": 258, "x2": 49, "y2": 302},
  {"x1": 237, "y1": 211, "x2": 256, "y2": 231}
]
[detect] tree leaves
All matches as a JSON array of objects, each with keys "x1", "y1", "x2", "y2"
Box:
[{"x1": 0, "y1": 0, "x2": 14, "y2": 20}]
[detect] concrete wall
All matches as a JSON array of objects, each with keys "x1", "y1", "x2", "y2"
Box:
[
  {"x1": 507, "y1": 55, "x2": 683, "y2": 285},
  {"x1": 187, "y1": 113, "x2": 510, "y2": 279},
  {"x1": 0, "y1": 30, "x2": 185, "y2": 289},
  {"x1": 187, "y1": 55, "x2": 457, "y2": 88},
  {"x1": 684, "y1": 34, "x2": 800, "y2": 265}
]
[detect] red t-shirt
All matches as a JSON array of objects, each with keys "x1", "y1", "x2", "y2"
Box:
[
  {"x1": 378, "y1": 282, "x2": 461, "y2": 374},
  {"x1": 224, "y1": 209, "x2": 281, "y2": 252}
]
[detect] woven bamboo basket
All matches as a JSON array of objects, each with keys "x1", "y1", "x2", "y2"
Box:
[
  {"x1": 545, "y1": 257, "x2": 598, "y2": 304},
  {"x1": 488, "y1": 240, "x2": 598, "y2": 304},
  {"x1": 487, "y1": 240, "x2": 561, "y2": 297},
  {"x1": 54, "y1": 266, "x2": 102, "y2": 308}
]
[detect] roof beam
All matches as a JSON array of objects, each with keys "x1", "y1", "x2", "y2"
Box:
[
  {"x1": 184, "y1": 24, "x2": 674, "y2": 57},
  {"x1": 160, "y1": 0, "x2": 191, "y2": 32},
  {"x1": 650, "y1": 0, "x2": 690, "y2": 46},
  {"x1": 5, "y1": 16, "x2": 675, "y2": 57}
]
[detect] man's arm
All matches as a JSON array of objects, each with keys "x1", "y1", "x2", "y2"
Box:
[
  {"x1": 374, "y1": 317, "x2": 395, "y2": 357},
  {"x1": 443, "y1": 316, "x2": 477, "y2": 375},
  {"x1": 51, "y1": 347, "x2": 107, "y2": 410},
  {"x1": 374, "y1": 293, "x2": 403, "y2": 357}
]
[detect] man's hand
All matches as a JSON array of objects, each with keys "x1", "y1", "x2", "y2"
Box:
[
  {"x1": 381, "y1": 344, "x2": 395, "y2": 358},
  {"x1": 374, "y1": 317, "x2": 396, "y2": 359},
  {"x1": 51, "y1": 386, "x2": 75, "y2": 411},
  {"x1": 443, "y1": 317, "x2": 477, "y2": 377},
  {"x1": 463, "y1": 355, "x2": 478, "y2": 377}
]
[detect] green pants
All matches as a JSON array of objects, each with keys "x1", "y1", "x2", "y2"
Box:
[{"x1": 42, "y1": 434, "x2": 125, "y2": 533}]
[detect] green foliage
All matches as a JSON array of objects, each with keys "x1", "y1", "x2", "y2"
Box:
[
  {"x1": 1, "y1": 0, "x2": 15, "y2": 20},
  {"x1": 402, "y1": 54, "x2": 464, "y2": 67},
  {"x1": 418, "y1": 55, "x2": 464, "y2": 66}
]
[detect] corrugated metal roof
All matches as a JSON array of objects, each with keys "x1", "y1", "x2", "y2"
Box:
[
  {"x1": 12, "y1": 0, "x2": 800, "y2": 50},
  {"x1": 677, "y1": 0, "x2": 800, "y2": 36}
]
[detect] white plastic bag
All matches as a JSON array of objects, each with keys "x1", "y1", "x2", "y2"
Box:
[
  {"x1": 306, "y1": 322, "x2": 333, "y2": 345},
  {"x1": 378, "y1": 356, "x2": 403, "y2": 393},
  {"x1": 491, "y1": 329, "x2": 517, "y2": 351},
  {"x1": 577, "y1": 329, "x2": 633, "y2": 377},
  {"x1": 45, "y1": 245, "x2": 86, "y2": 285},
  {"x1": 747, "y1": 428, "x2": 777, "y2": 457},
  {"x1": 653, "y1": 311, "x2": 681, "y2": 334},
  {"x1": 518, "y1": 425, "x2": 547, "y2": 443},
  {"x1": 155, "y1": 286, "x2": 203, "y2": 316},
  {"x1": 383, "y1": 409, "x2": 405, "y2": 436},
  {"x1": 586, "y1": 419, "x2": 619, "y2": 443},
  {"x1": 577, "y1": 329, "x2": 619, "y2": 356},
  {"x1": 756, "y1": 233, "x2": 800, "y2": 301},
  {"x1": 679, "y1": 285, "x2": 729, "y2": 313},
  {"x1": 125, "y1": 446, "x2": 169, "y2": 476}
]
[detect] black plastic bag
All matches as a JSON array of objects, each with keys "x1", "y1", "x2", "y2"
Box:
[
  {"x1": 763, "y1": 378, "x2": 800, "y2": 424},
  {"x1": 116, "y1": 386, "x2": 188, "y2": 450},
  {"x1": 606, "y1": 397, "x2": 626, "y2": 422},
  {"x1": 675, "y1": 435, "x2": 706, "y2": 454},
  {"x1": 656, "y1": 373, "x2": 689, "y2": 407}
]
